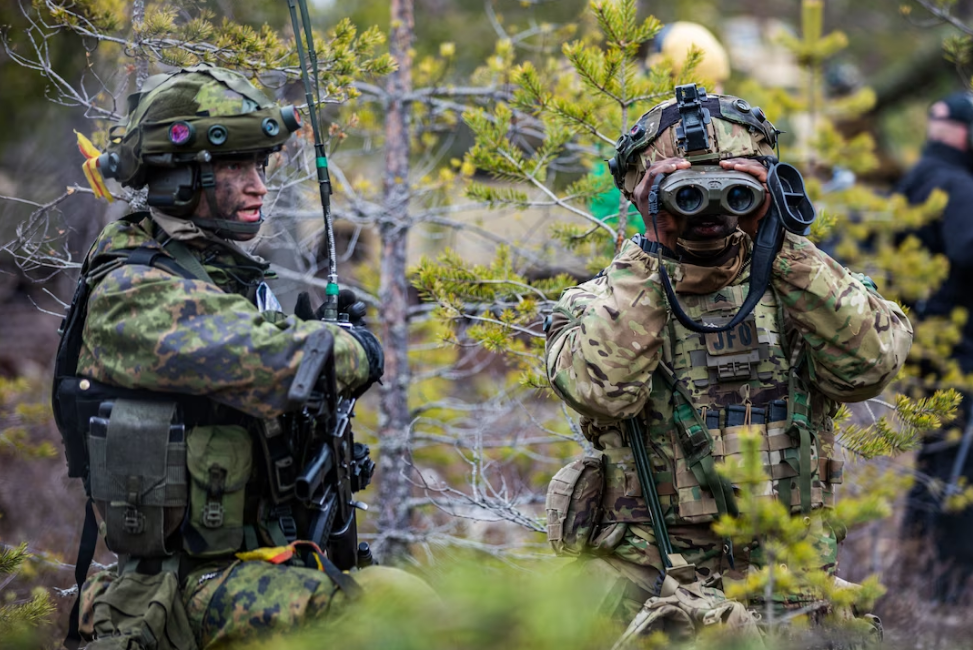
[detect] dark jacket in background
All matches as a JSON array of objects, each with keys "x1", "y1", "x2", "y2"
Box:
[
  {"x1": 897, "y1": 141, "x2": 973, "y2": 371},
  {"x1": 898, "y1": 140, "x2": 973, "y2": 602}
]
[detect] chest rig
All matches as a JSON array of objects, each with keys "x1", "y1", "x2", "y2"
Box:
[
  {"x1": 602, "y1": 281, "x2": 842, "y2": 528},
  {"x1": 54, "y1": 217, "x2": 317, "y2": 563}
]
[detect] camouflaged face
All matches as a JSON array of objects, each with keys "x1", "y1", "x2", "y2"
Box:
[{"x1": 76, "y1": 216, "x2": 369, "y2": 419}]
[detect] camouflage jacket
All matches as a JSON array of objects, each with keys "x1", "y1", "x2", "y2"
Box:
[
  {"x1": 545, "y1": 232, "x2": 913, "y2": 573},
  {"x1": 547, "y1": 232, "x2": 912, "y2": 422},
  {"x1": 77, "y1": 215, "x2": 369, "y2": 419}
]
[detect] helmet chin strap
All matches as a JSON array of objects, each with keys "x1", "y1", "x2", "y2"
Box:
[{"x1": 190, "y1": 158, "x2": 263, "y2": 240}]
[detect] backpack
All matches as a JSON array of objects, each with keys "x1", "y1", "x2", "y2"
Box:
[{"x1": 51, "y1": 226, "x2": 206, "y2": 650}]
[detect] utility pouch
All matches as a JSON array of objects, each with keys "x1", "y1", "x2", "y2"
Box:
[
  {"x1": 601, "y1": 446, "x2": 670, "y2": 524},
  {"x1": 185, "y1": 425, "x2": 252, "y2": 556},
  {"x1": 546, "y1": 456, "x2": 605, "y2": 556},
  {"x1": 85, "y1": 567, "x2": 198, "y2": 650},
  {"x1": 88, "y1": 400, "x2": 187, "y2": 557}
]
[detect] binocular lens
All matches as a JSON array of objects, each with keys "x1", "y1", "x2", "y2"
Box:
[
  {"x1": 675, "y1": 186, "x2": 704, "y2": 213},
  {"x1": 726, "y1": 186, "x2": 754, "y2": 213}
]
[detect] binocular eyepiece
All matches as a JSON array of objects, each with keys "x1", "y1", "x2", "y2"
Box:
[
  {"x1": 659, "y1": 166, "x2": 766, "y2": 219},
  {"x1": 657, "y1": 162, "x2": 814, "y2": 236}
]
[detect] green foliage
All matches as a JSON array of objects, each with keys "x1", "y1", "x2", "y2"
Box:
[
  {"x1": 463, "y1": 0, "x2": 676, "y2": 250},
  {"x1": 0, "y1": 545, "x2": 54, "y2": 649},
  {"x1": 250, "y1": 560, "x2": 621, "y2": 650},
  {"x1": 413, "y1": 245, "x2": 568, "y2": 389},
  {"x1": 837, "y1": 390, "x2": 961, "y2": 459},
  {"x1": 25, "y1": 0, "x2": 395, "y2": 118},
  {"x1": 713, "y1": 432, "x2": 884, "y2": 636},
  {"x1": 0, "y1": 376, "x2": 55, "y2": 644},
  {"x1": 0, "y1": 377, "x2": 56, "y2": 459}
]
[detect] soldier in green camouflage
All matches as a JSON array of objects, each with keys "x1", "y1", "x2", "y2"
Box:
[
  {"x1": 63, "y1": 66, "x2": 434, "y2": 649},
  {"x1": 544, "y1": 87, "x2": 913, "y2": 639}
]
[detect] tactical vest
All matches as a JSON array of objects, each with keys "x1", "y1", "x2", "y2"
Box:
[
  {"x1": 599, "y1": 281, "x2": 843, "y2": 527},
  {"x1": 53, "y1": 215, "x2": 313, "y2": 560}
]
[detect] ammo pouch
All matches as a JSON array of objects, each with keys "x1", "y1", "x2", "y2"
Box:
[
  {"x1": 546, "y1": 455, "x2": 605, "y2": 556},
  {"x1": 184, "y1": 425, "x2": 252, "y2": 557},
  {"x1": 88, "y1": 400, "x2": 188, "y2": 557},
  {"x1": 85, "y1": 563, "x2": 197, "y2": 650}
]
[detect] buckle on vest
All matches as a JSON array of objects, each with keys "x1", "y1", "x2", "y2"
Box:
[
  {"x1": 202, "y1": 502, "x2": 224, "y2": 528},
  {"x1": 124, "y1": 506, "x2": 145, "y2": 534},
  {"x1": 279, "y1": 514, "x2": 297, "y2": 541},
  {"x1": 270, "y1": 505, "x2": 298, "y2": 542},
  {"x1": 686, "y1": 426, "x2": 708, "y2": 454},
  {"x1": 200, "y1": 168, "x2": 216, "y2": 188}
]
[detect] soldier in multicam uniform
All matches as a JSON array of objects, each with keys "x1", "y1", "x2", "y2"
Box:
[
  {"x1": 59, "y1": 66, "x2": 434, "y2": 649},
  {"x1": 544, "y1": 87, "x2": 913, "y2": 637}
]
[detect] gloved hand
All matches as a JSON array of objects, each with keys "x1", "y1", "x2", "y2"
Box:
[
  {"x1": 337, "y1": 289, "x2": 367, "y2": 326},
  {"x1": 346, "y1": 325, "x2": 384, "y2": 398},
  {"x1": 295, "y1": 289, "x2": 368, "y2": 325},
  {"x1": 295, "y1": 289, "x2": 383, "y2": 397}
]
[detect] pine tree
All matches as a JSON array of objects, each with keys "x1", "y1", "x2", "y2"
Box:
[{"x1": 0, "y1": 377, "x2": 56, "y2": 646}]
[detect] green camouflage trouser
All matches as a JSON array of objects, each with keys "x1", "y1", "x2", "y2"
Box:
[{"x1": 183, "y1": 560, "x2": 343, "y2": 647}]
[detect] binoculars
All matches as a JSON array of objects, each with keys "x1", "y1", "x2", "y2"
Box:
[{"x1": 658, "y1": 166, "x2": 766, "y2": 219}]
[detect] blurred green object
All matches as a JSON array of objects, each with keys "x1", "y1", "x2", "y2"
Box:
[{"x1": 589, "y1": 162, "x2": 645, "y2": 234}]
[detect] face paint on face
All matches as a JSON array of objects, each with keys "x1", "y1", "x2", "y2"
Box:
[{"x1": 196, "y1": 157, "x2": 268, "y2": 240}]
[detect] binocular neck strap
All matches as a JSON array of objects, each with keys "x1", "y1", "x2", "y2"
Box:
[{"x1": 649, "y1": 168, "x2": 785, "y2": 335}]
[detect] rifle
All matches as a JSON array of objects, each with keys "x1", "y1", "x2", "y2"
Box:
[
  {"x1": 282, "y1": 0, "x2": 376, "y2": 571},
  {"x1": 288, "y1": 328, "x2": 375, "y2": 570}
]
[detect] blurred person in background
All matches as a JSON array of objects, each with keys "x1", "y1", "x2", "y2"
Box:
[{"x1": 898, "y1": 90, "x2": 973, "y2": 604}]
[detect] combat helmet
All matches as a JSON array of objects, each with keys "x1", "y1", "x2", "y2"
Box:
[
  {"x1": 98, "y1": 64, "x2": 302, "y2": 237},
  {"x1": 608, "y1": 85, "x2": 779, "y2": 200}
]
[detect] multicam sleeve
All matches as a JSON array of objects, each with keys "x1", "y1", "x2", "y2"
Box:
[
  {"x1": 772, "y1": 232, "x2": 913, "y2": 402},
  {"x1": 81, "y1": 264, "x2": 369, "y2": 419},
  {"x1": 545, "y1": 239, "x2": 672, "y2": 420}
]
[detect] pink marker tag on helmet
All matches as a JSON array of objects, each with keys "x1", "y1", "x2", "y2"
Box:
[{"x1": 169, "y1": 122, "x2": 193, "y2": 146}]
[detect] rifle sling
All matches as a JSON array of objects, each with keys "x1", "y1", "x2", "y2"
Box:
[{"x1": 625, "y1": 417, "x2": 674, "y2": 567}]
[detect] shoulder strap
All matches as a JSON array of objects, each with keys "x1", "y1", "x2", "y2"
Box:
[
  {"x1": 160, "y1": 239, "x2": 216, "y2": 284},
  {"x1": 772, "y1": 299, "x2": 816, "y2": 515}
]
